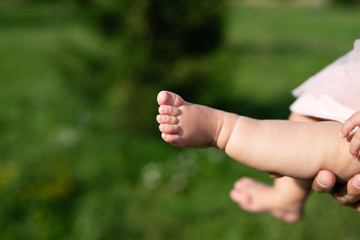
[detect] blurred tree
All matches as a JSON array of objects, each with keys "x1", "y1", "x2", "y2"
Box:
[
  {"x1": 59, "y1": 0, "x2": 225, "y2": 134},
  {"x1": 331, "y1": 0, "x2": 360, "y2": 5}
]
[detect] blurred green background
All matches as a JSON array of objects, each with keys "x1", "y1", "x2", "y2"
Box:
[{"x1": 1, "y1": 0, "x2": 360, "y2": 239}]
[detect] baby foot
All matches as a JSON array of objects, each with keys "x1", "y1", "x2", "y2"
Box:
[
  {"x1": 230, "y1": 177, "x2": 305, "y2": 223},
  {"x1": 156, "y1": 91, "x2": 224, "y2": 148}
]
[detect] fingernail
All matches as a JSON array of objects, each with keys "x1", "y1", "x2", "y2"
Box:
[
  {"x1": 340, "y1": 132, "x2": 345, "y2": 138},
  {"x1": 317, "y1": 175, "x2": 328, "y2": 188},
  {"x1": 353, "y1": 176, "x2": 360, "y2": 189},
  {"x1": 354, "y1": 126, "x2": 359, "y2": 133},
  {"x1": 349, "y1": 152, "x2": 357, "y2": 159}
]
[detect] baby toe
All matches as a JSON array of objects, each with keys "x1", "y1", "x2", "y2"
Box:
[
  {"x1": 158, "y1": 105, "x2": 182, "y2": 116},
  {"x1": 157, "y1": 91, "x2": 184, "y2": 107},
  {"x1": 156, "y1": 115, "x2": 179, "y2": 124},
  {"x1": 159, "y1": 124, "x2": 181, "y2": 134},
  {"x1": 161, "y1": 133, "x2": 182, "y2": 145}
]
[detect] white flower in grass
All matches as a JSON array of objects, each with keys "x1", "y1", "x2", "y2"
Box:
[
  {"x1": 140, "y1": 162, "x2": 162, "y2": 191},
  {"x1": 54, "y1": 126, "x2": 79, "y2": 148}
]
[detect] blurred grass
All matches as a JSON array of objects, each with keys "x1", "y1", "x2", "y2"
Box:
[
  {"x1": 0, "y1": 1, "x2": 360, "y2": 240},
  {"x1": 220, "y1": 5, "x2": 360, "y2": 113}
]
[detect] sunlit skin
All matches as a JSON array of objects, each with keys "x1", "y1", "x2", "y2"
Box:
[{"x1": 157, "y1": 90, "x2": 360, "y2": 222}]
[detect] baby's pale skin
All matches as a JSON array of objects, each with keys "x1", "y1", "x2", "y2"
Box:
[
  {"x1": 157, "y1": 91, "x2": 358, "y2": 181},
  {"x1": 157, "y1": 90, "x2": 360, "y2": 222},
  {"x1": 222, "y1": 116, "x2": 357, "y2": 181}
]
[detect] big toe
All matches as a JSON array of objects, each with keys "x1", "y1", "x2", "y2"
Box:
[{"x1": 157, "y1": 91, "x2": 184, "y2": 107}]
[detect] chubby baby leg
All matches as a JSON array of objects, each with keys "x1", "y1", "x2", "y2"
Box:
[
  {"x1": 157, "y1": 91, "x2": 356, "y2": 179},
  {"x1": 230, "y1": 113, "x2": 321, "y2": 223}
]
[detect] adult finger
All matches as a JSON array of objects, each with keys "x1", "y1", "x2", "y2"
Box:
[
  {"x1": 312, "y1": 170, "x2": 336, "y2": 193},
  {"x1": 334, "y1": 174, "x2": 360, "y2": 205},
  {"x1": 349, "y1": 131, "x2": 360, "y2": 159},
  {"x1": 340, "y1": 112, "x2": 360, "y2": 138}
]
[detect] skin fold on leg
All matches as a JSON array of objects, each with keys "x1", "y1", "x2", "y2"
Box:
[
  {"x1": 157, "y1": 91, "x2": 360, "y2": 222},
  {"x1": 230, "y1": 113, "x2": 317, "y2": 223},
  {"x1": 157, "y1": 91, "x2": 359, "y2": 180}
]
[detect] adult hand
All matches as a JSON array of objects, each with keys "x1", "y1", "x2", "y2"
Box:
[
  {"x1": 312, "y1": 170, "x2": 360, "y2": 211},
  {"x1": 340, "y1": 111, "x2": 360, "y2": 159}
]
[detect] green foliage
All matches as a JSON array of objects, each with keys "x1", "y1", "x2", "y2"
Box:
[
  {"x1": 58, "y1": 0, "x2": 225, "y2": 134},
  {"x1": 331, "y1": 0, "x2": 360, "y2": 5},
  {"x1": 1, "y1": 2, "x2": 360, "y2": 240}
]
